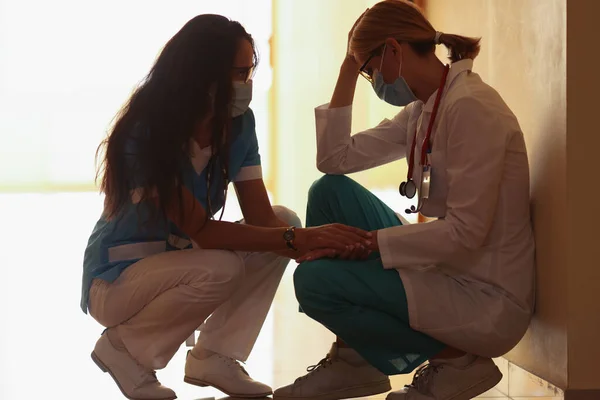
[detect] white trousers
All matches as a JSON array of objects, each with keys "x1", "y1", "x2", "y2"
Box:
[{"x1": 88, "y1": 206, "x2": 300, "y2": 370}]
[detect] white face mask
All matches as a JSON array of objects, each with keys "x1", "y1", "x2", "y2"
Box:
[{"x1": 231, "y1": 80, "x2": 253, "y2": 117}]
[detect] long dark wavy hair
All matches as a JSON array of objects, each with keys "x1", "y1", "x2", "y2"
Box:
[{"x1": 96, "y1": 14, "x2": 258, "y2": 224}]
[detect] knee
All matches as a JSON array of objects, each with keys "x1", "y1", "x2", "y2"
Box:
[
  {"x1": 272, "y1": 205, "x2": 302, "y2": 228},
  {"x1": 197, "y1": 250, "x2": 245, "y2": 300},
  {"x1": 214, "y1": 250, "x2": 245, "y2": 288},
  {"x1": 293, "y1": 261, "x2": 327, "y2": 309},
  {"x1": 308, "y1": 175, "x2": 354, "y2": 205},
  {"x1": 309, "y1": 175, "x2": 350, "y2": 196}
]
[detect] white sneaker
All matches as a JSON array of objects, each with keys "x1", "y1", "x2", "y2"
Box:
[
  {"x1": 91, "y1": 333, "x2": 177, "y2": 400},
  {"x1": 386, "y1": 356, "x2": 502, "y2": 400},
  {"x1": 184, "y1": 350, "x2": 273, "y2": 398},
  {"x1": 274, "y1": 343, "x2": 391, "y2": 400}
]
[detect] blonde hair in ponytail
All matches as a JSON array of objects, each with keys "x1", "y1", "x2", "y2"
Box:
[{"x1": 350, "y1": 0, "x2": 481, "y2": 63}]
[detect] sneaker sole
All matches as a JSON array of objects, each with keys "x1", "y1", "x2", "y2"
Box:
[
  {"x1": 448, "y1": 366, "x2": 503, "y2": 400},
  {"x1": 91, "y1": 351, "x2": 177, "y2": 400},
  {"x1": 184, "y1": 375, "x2": 273, "y2": 398},
  {"x1": 274, "y1": 379, "x2": 392, "y2": 400}
]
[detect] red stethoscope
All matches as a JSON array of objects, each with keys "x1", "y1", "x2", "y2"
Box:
[{"x1": 400, "y1": 64, "x2": 450, "y2": 214}]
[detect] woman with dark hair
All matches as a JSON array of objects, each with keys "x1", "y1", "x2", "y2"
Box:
[{"x1": 82, "y1": 14, "x2": 371, "y2": 400}]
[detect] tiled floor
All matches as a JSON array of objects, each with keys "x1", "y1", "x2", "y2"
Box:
[{"x1": 0, "y1": 193, "x2": 557, "y2": 400}]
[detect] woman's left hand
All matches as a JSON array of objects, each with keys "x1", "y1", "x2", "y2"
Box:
[{"x1": 295, "y1": 244, "x2": 371, "y2": 263}]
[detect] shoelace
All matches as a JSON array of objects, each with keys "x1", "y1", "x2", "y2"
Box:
[
  {"x1": 219, "y1": 355, "x2": 250, "y2": 377},
  {"x1": 104, "y1": 329, "x2": 158, "y2": 387},
  {"x1": 135, "y1": 363, "x2": 159, "y2": 386},
  {"x1": 144, "y1": 371, "x2": 159, "y2": 384},
  {"x1": 295, "y1": 355, "x2": 334, "y2": 383},
  {"x1": 405, "y1": 363, "x2": 441, "y2": 394}
]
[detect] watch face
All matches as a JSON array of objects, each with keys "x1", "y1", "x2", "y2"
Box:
[{"x1": 283, "y1": 230, "x2": 294, "y2": 241}]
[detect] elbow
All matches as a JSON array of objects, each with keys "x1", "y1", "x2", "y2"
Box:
[
  {"x1": 316, "y1": 142, "x2": 354, "y2": 174},
  {"x1": 317, "y1": 161, "x2": 338, "y2": 174},
  {"x1": 316, "y1": 156, "x2": 347, "y2": 175},
  {"x1": 317, "y1": 163, "x2": 345, "y2": 175}
]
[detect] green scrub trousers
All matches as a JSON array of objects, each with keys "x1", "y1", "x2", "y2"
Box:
[{"x1": 295, "y1": 175, "x2": 445, "y2": 375}]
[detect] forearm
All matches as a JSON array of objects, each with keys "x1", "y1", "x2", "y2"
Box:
[
  {"x1": 193, "y1": 219, "x2": 288, "y2": 252},
  {"x1": 250, "y1": 215, "x2": 301, "y2": 259},
  {"x1": 248, "y1": 215, "x2": 289, "y2": 229},
  {"x1": 370, "y1": 220, "x2": 472, "y2": 269},
  {"x1": 194, "y1": 215, "x2": 300, "y2": 258},
  {"x1": 329, "y1": 58, "x2": 360, "y2": 109},
  {"x1": 167, "y1": 186, "x2": 368, "y2": 256}
]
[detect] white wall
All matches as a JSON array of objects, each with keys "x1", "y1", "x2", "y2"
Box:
[{"x1": 270, "y1": 0, "x2": 409, "y2": 220}]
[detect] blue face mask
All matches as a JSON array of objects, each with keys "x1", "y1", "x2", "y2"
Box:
[{"x1": 372, "y1": 48, "x2": 417, "y2": 107}]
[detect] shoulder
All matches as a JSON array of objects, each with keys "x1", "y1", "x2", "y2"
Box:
[
  {"x1": 443, "y1": 86, "x2": 523, "y2": 147},
  {"x1": 446, "y1": 94, "x2": 492, "y2": 120},
  {"x1": 446, "y1": 85, "x2": 518, "y2": 133},
  {"x1": 446, "y1": 73, "x2": 516, "y2": 122}
]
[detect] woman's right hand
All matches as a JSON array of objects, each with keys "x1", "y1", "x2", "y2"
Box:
[
  {"x1": 330, "y1": 9, "x2": 370, "y2": 108},
  {"x1": 295, "y1": 224, "x2": 372, "y2": 253}
]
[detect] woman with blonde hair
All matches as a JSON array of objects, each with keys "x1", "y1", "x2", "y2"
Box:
[{"x1": 274, "y1": 1, "x2": 535, "y2": 400}]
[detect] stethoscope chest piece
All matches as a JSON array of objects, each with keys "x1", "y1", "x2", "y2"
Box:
[{"x1": 399, "y1": 180, "x2": 417, "y2": 199}]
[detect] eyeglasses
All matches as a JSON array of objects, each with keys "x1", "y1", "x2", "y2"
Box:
[
  {"x1": 232, "y1": 64, "x2": 256, "y2": 83},
  {"x1": 358, "y1": 45, "x2": 384, "y2": 84},
  {"x1": 359, "y1": 53, "x2": 377, "y2": 84}
]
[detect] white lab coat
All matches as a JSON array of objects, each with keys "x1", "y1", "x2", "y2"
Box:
[{"x1": 315, "y1": 59, "x2": 535, "y2": 358}]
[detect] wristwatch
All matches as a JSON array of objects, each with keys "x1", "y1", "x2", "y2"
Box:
[{"x1": 283, "y1": 226, "x2": 298, "y2": 251}]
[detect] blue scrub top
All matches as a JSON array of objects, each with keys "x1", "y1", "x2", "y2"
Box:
[{"x1": 80, "y1": 109, "x2": 262, "y2": 313}]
